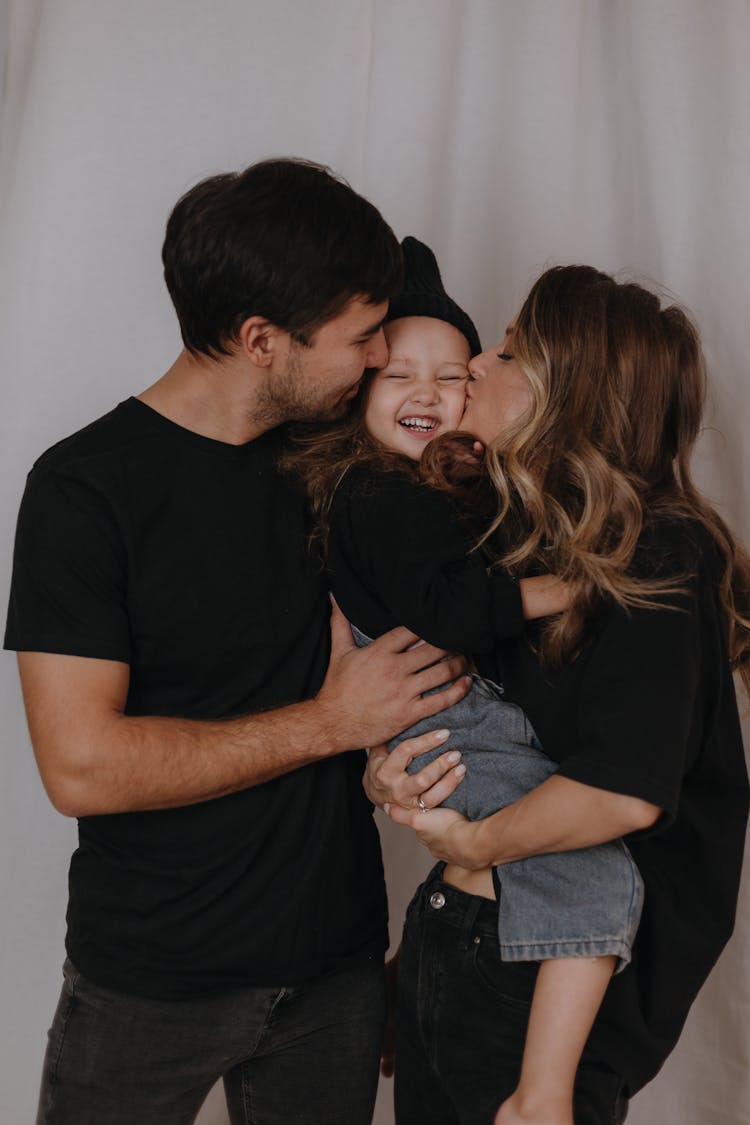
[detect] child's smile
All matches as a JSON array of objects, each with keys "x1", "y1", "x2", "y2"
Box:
[{"x1": 365, "y1": 317, "x2": 470, "y2": 460}]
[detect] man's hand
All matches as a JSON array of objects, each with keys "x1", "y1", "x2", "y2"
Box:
[{"x1": 315, "y1": 599, "x2": 472, "y2": 754}]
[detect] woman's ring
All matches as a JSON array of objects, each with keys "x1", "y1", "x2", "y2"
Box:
[{"x1": 417, "y1": 796, "x2": 428, "y2": 813}]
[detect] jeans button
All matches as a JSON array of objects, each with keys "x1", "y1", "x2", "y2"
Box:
[{"x1": 429, "y1": 891, "x2": 446, "y2": 910}]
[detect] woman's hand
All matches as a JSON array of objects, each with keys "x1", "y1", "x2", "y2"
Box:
[
  {"x1": 383, "y1": 803, "x2": 489, "y2": 869},
  {"x1": 364, "y1": 729, "x2": 466, "y2": 811}
]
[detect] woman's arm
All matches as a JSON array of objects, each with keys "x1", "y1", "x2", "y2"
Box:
[
  {"x1": 383, "y1": 770, "x2": 661, "y2": 867},
  {"x1": 380, "y1": 561, "x2": 702, "y2": 847}
]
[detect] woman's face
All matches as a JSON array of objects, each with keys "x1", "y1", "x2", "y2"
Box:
[
  {"x1": 460, "y1": 325, "x2": 532, "y2": 446},
  {"x1": 364, "y1": 317, "x2": 470, "y2": 460}
]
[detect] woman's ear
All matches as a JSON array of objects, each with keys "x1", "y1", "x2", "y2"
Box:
[{"x1": 238, "y1": 316, "x2": 285, "y2": 367}]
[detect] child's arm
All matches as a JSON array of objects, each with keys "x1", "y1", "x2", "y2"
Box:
[
  {"x1": 519, "y1": 574, "x2": 569, "y2": 620},
  {"x1": 330, "y1": 468, "x2": 565, "y2": 653},
  {"x1": 419, "y1": 434, "x2": 570, "y2": 624}
]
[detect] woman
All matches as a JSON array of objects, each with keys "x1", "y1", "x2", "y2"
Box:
[{"x1": 369, "y1": 265, "x2": 750, "y2": 1124}]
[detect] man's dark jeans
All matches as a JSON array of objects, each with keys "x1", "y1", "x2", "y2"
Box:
[
  {"x1": 394, "y1": 866, "x2": 629, "y2": 1125},
  {"x1": 36, "y1": 956, "x2": 385, "y2": 1125}
]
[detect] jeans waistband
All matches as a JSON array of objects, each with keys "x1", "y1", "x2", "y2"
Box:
[{"x1": 418, "y1": 862, "x2": 500, "y2": 941}]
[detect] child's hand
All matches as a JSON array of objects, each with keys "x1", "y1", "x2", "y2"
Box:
[
  {"x1": 420, "y1": 432, "x2": 486, "y2": 491},
  {"x1": 449, "y1": 436, "x2": 485, "y2": 475}
]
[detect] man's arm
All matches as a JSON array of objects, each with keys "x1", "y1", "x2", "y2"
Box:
[{"x1": 19, "y1": 603, "x2": 471, "y2": 817}]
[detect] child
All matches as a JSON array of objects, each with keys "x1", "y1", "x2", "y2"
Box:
[{"x1": 284, "y1": 237, "x2": 643, "y2": 1125}]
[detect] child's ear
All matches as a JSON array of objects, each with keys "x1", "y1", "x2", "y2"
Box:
[{"x1": 238, "y1": 316, "x2": 284, "y2": 367}]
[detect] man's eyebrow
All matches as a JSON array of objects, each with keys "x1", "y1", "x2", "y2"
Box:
[{"x1": 355, "y1": 317, "x2": 387, "y2": 341}]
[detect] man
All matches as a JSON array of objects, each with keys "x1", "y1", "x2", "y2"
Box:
[{"x1": 5, "y1": 158, "x2": 468, "y2": 1125}]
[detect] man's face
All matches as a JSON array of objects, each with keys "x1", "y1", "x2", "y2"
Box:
[{"x1": 260, "y1": 296, "x2": 389, "y2": 424}]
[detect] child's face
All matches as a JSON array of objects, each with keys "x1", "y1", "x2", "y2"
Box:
[{"x1": 364, "y1": 317, "x2": 470, "y2": 460}]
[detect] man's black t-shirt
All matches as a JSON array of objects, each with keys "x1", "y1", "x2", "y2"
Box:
[{"x1": 4, "y1": 398, "x2": 388, "y2": 997}]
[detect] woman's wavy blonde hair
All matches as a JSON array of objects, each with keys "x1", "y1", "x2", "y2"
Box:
[{"x1": 428, "y1": 265, "x2": 750, "y2": 688}]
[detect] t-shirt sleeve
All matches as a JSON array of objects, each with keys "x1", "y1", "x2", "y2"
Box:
[
  {"x1": 4, "y1": 466, "x2": 131, "y2": 661},
  {"x1": 331, "y1": 471, "x2": 523, "y2": 652},
  {"x1": 556, "y1": 581, "x2": 702, "y2": 821}
]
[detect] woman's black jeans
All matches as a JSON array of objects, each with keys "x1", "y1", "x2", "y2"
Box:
[{"x1": 394, "y1": 864, "x2": 629, "y2": 1125}]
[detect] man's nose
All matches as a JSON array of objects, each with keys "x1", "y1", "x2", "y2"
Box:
[{"x1": 366, "y1": 329, "x2": 388, "y2": 370}]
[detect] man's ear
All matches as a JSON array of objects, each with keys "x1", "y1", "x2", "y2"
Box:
[{"x1": 238, "y1": 316, "x2": 287, "y2": 367}]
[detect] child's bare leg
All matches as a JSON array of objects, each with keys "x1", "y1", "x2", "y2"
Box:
[{"x1": 494, "y1": 955, "x2": 616, "y2": 1125}]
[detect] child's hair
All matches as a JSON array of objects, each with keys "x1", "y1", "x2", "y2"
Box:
[
  {"x1": 426, "y1": 265, "x2": 750, "y2": 688},
  {"x1": 279, "y1": 377, "x2": 420, "y2": 553}
]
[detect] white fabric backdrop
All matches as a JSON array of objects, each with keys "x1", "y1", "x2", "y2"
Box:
[{"x1": 1, "y1": 2, "x2": 748, "y2": 1122}]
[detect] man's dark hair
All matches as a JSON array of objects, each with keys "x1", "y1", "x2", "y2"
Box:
[{"x1": 162, "y1": 157, "x2": 403, "y2": 357}]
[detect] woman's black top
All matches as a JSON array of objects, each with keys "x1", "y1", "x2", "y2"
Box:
[
  {"x1": 487, "y1": 519, "x2": 748, "y2": 1093},
  {"x1": 330, "y1": 464, "x2": 749, "y2": 1095}
]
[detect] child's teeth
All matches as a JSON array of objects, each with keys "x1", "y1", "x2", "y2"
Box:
[{"x1": 400, "y1": 417, "x2": 437, "y2": 432}]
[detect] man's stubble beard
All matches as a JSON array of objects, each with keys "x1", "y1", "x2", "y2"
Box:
[{"x1": 253, "y1": 347, "x2": 351, "y2": 428}]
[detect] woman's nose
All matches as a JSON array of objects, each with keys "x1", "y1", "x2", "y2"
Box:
[{"x1": 468, "y1": 353, "x2": 489, "y2": 380}]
